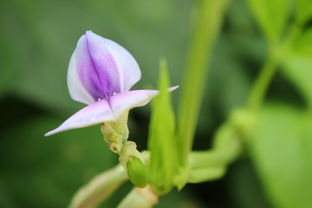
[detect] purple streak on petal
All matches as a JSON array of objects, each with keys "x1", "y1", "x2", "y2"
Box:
[
  {"x1": 44, "y1": 100, "x2": 115, "y2": 136},
  {"x1": 68, "y1": 31, "x2": 141, "y2": 103},
  {"x1": 75, "y1": 32, "x2": 120, "y2": 100}
]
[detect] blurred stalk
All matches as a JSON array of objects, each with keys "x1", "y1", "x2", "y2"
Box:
[
  {"x1": 117, "y1": 186, "x2": 158, "y2": 208},
  {"x1": 186, "y1": 23, "x2": 303, "y2": 184},
  {"x1": 247, "y1": 24, "x2": 300, "y2": 112},
  {"x1": 178, "y1": 0, "x2": 230, "y2": 164},
  {"x1": 69, "y1": 165, "x2": 126, "y2": 208},
  {"x1": 187, "y1": 110, "x2": 245, "y2": 183},
  {"x1": 247, "y1": 54, "x2": 278, "y2": 112}
]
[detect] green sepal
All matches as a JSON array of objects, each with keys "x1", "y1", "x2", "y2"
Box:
[{"x1": 147, "y1": 59, "x2": 179, "y2": 194}]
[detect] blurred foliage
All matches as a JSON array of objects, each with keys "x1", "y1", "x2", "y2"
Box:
[
  {"x1": 250, "y1": 104, "x2": 312, "y2": 208},
  {"x1": 283, "y1": 29, "x2": 312, "y2": 106},
  {"x1": 0, "y1": 115, "x2": 115, "y2": 207},
  {"x1": 246, "y1": 0, "x2": 290, "y2": 42},
  {"x1": 0, "y1": 0, "x2": 312, "y2": 207}
]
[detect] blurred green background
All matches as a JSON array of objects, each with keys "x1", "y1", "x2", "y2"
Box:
[{"x1": 0, "y1": 0, "x2": 311, "y2": 207}]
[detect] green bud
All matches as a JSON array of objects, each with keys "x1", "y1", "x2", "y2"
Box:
[{"x1": 127, "y1": 156, "x2": 148, "y2": 187}]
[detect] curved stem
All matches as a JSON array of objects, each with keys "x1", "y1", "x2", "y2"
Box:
[{"x1": 69, "y1": 165, "x2": 127, "y2": 208}]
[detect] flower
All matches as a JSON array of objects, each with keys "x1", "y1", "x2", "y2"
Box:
[{"x1": 45, "y1": 31, "x2": 177, "y2": 136}]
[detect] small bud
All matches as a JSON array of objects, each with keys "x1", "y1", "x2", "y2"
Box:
[{"x1": 127, "y1": 156, "x2": 148, "y2": 187}]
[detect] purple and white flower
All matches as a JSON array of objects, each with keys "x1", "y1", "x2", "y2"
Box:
[{"x1": 45, "y1": 31, "x2": 177, "y2": 136}]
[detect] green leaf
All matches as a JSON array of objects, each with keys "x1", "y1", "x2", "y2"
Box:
[
  {"x1": 283, "y1": 29, "x2": 312, "y2": 106},
  {"x1": 296, "y1": 0, "x2": 312, "y2": 25},
  {"x1": 147, "y1": 60, "x2": 179, "y2": 194},
  {"x1": 249, "y1": 103, "x2": 312, "y2": 208},
  {"x1": 246, "y1": 0, "x2": 290, "y2": 42}
]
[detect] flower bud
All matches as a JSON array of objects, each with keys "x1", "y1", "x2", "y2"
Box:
[{"x1": 127, "y1": 156, "x2": 148, "y2": 187}]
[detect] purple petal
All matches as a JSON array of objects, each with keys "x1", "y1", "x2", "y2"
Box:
[
  {"x1": 76, "y1": 32, "x2": 121, "y2": 100},
  {"x1": 45, "y1": 90, "x2": 159, "y2": 136},
  {"x1": 67, "y1": 31, "x2": 141, "y2": 104}
]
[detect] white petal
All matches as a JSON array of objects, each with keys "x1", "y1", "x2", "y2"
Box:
[
  {"x1": 45, "y1": 100, "x2": 114, "y2": 136},
  {"x1": 45, "y1": 90, "x2": 159, "y2": 136},
  {"x1": 45, "y1": 88, "x2": 178, "y2": 136},
  {"x1": 110, "y1": 90, "x2": 159, "y2": 118}
]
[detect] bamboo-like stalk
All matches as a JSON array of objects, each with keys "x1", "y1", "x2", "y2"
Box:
[{"x1": 177, "y1": 0, "x2": 231, "y2": 164}]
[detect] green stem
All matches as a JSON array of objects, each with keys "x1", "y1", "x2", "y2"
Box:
[
  {"x1": 178, "y1": 0, "x2": 230, "y2": 164},
  {"x1": 247, "y1": 23, "x2": 300, "y2": 112},
  {"x1": 247, "y1": 53, "x2": 279, "y2": 112}
]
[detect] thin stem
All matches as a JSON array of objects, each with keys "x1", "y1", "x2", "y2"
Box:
[
  {"x1": 247, "y1": 54, "x2": 278, "y2": 112},
  {"x1": 178, "y1": 0, "x2": 230, "y2": 165},
  {"x1": 247, "y1": 23, "x2": 300, "y2": 112}
]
